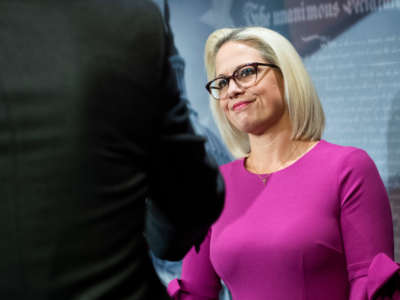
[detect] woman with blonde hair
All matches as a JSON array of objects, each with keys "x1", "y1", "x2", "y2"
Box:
[{"x1": 168, "y1": 27, "x2": 399, "y2": 300}]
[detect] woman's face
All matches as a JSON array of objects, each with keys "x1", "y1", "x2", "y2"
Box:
[{"x1": 215, "y1": 41, "x2": 287, "y2": 136}]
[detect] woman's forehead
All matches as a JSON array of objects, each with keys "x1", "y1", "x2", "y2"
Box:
[{"x1": 215, "y1": 41, "x2": 264, "y2": 76}]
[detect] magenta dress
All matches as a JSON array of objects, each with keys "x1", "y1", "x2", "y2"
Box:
[{"x1": 168, "y1": 140, "x2": 399, "y2": 300}]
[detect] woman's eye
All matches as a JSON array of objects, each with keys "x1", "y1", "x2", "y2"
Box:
[
  {"x1": 217, "y1": 79, "x2": 228, "y2": 89},
  {"x1": 239, "y1": 67, "x2": 256, "y2": 78}
]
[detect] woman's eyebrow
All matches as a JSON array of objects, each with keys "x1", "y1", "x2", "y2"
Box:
[{"x1": 215, "y1": 63, "x2": 249, "y2": 78}]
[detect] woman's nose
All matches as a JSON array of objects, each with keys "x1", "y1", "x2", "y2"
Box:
[{"x1": 226, "y1": 79, "x2": 244, "y2": 99}]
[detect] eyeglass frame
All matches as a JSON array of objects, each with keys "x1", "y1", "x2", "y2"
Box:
[{"x1": 205, "y1": 62, "x2": 280, "y2": 100}]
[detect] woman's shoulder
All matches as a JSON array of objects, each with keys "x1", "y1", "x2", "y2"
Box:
[
  {"x1": 319, "y1": 140, "x2": 369, "y2": 158},
  {"x1": 319, "y1": 140, "x2": 377, "y2": 172},
  {"x1": 219, "y1": 158, "x2": 244, "y2": 176}
]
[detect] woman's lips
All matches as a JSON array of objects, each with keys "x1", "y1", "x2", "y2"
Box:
[{"x1": 232, "y1": 100, "x2": 253, "y2": 111}]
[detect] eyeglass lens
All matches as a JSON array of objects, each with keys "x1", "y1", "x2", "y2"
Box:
[{"x1": 210, "y1": 64, "x2": 258, "y2": 99}]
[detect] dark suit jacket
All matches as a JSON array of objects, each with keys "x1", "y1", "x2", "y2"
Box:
[{"x1": 0, "y1": 1, "x2": 224, "y2": 299}]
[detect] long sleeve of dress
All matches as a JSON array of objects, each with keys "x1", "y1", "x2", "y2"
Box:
[
  {"x1": 167, "y1": 230, "x2": 222, "y2": 299},
  {"x1": 338, "y1": 149, "x2": 397, "y2": 299}
]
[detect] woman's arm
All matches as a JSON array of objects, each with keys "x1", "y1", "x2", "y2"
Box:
[
  {"x1": 168, "y1": 229, "x2": 222, "y2": 300},
  {"x1": 338, "y1": 149, "x2": 394, "y2": 299}
]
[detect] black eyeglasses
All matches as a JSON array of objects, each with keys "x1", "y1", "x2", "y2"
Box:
[{"x1": 205, "y1": 62, "x2": 279, "y2": 100}]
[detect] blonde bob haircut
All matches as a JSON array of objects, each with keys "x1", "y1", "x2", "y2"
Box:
[{"x1": 204, "y1": 27, "x2": 325, "y2": 158}]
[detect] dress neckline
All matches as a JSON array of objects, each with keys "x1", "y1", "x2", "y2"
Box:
[{"x1": 240, "y1": 140, "x2": 325, "y2": 177}]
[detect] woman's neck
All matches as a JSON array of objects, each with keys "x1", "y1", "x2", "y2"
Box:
[
  {"x1": 246, "y1": 127, "x2": 317, "y2": 174},
  {"x1": 246, "y1": 129, "x2": 295, "y2": 174}
]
